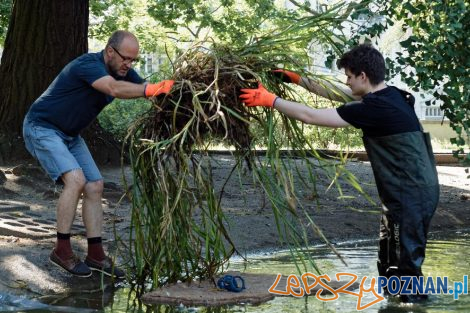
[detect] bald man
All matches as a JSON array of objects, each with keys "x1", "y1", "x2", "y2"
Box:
[{"x1": 23, "y1": 30, "x2": 173, "y2": 278}]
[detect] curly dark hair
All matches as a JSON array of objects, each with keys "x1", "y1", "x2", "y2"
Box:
[{"x1": 337, "y1": 44, "x2": 385, "y2": 85}]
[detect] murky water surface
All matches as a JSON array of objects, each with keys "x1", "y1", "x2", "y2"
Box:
[{"x1": 1, "y1": 231, "x2": 469, "y2": 312}]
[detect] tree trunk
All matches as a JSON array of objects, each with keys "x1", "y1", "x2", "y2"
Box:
[
  {"x1": 0, "y1": 0, "x2": 122, "y2": 165},
  {"x1": 0, "y1": 0, "x2": 88, "y2": 132},
  {"x1": 0, "y1": 0, "x2": 88, "y2": 163}
]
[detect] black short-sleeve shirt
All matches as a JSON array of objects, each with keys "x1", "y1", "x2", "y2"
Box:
[{"x1": 336, "y1": 86, "x2": 421, "y2": 137}]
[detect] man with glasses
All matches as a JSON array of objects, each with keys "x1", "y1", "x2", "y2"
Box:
[{"x1": 22, "y1": 30, "x2": 173, "y2": 278}]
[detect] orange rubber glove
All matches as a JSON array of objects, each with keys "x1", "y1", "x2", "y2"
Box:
[
  {"x1": 239, "y1": 83, "x2": 278, "y2": 107},
  {"x1": 144, "y1": 80, "x2": 175, "y2": 97},
  {"x1": 272, "y1": 69, "x2": 301, "y2": 84}
]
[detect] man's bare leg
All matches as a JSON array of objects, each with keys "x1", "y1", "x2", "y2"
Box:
[
  {"x1": 55, "y1": 169, "x2": 86, "y2": 258},
  {"x1": 82, "y1": 180, "x2": 106, "y2": 261},
  {"x1": 49, "y1": 169, "x2": 92, "y2": 277},
  {"x1": 81, "y1": 179, "x2": 125, "y2": 278}
]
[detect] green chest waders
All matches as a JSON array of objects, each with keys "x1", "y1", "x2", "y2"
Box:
[{"x1": 363, "y1": 131, "x2": 439, "y2": 279}]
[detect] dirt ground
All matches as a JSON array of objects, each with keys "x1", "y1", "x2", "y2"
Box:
[{"x1": 0, "y1": 154, "x2": 469, "y2": 299}]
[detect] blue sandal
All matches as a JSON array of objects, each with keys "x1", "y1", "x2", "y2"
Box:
[{"x1": 217, "y1": 275, "x2": 246, "y2": 292}]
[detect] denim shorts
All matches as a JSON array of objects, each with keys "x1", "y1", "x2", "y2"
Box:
[{"x1": 23, "y1": 118, "x2": 103, "y2": 184}]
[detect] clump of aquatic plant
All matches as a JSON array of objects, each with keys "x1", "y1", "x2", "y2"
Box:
[{"x1": 123, "y1": 1, "x2": 369, "y2": 293}]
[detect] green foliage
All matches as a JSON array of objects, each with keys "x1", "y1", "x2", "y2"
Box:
[
  {"x1": 304, "y1": 122, "x2": 363, "y2": 150},
  {"x1": 147, "y1": 0, "x2": 280, "y2": 45},
  {"x1": 98, "y1": 98, "x2": 151, "y2": 141},
  {"x1": 89, "y1": 0, "x2": 128, "y2": 41},
  {"x1": 89, "y1": 0, "x2": 174, "y2": 54},
  {"x1": 346, "y1": 0, "x2": 470, "y2": 165},
  {"x1": 249, "y1": 121, "x2": 363, "y2": 150},
  {"x1": 0, "y1": 0, "x2": 12, "y2": 45},
  {"x1": 146, "y1": 0, "x2": 357, "y2": 52}
]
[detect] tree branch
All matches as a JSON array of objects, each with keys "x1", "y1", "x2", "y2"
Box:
[{"x1": 287, "y1": 0, "x2": 319, "y2": 16}]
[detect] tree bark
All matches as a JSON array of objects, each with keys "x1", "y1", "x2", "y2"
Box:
[
  {"x1": 0, "y1": 0, "x2": 122, "y2": 165},
  {"x1": 0, "y1": 0, "x2": 88, "y2": 163},
  {"x1": 0, "y1": 0, "x2": 88, "y2": 133}
]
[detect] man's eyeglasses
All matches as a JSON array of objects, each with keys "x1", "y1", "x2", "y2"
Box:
[{"x1": 111, "y1": 46, "x2": 139, "y2": 64}]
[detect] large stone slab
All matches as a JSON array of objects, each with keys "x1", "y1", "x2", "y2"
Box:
[{"x1": 141, "y1": 271, "x2": 360, "y2": 306}]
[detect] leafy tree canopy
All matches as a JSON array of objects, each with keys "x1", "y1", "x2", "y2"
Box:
[
  {"x1": 147, "y1": 0, "x2": 283, "y2": 45},
  {"x1": 90, "y1": 0, "x2": 169, "y2": 53}
]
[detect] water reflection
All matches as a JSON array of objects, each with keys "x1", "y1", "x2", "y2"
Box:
[{"x1": 0, "y1": 292, "x2": 99, "y2": 312}]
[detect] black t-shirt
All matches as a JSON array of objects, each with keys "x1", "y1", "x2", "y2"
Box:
[{"x1": 336, "y1": 86, "x2": 421, "y2": 137}]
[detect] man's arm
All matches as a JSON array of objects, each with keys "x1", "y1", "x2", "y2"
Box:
[
  {"x1": 272, "y1": 69, "x2": 358, "y2": 102},
  {"x1": 274, "y1": 98, "x2": 350, "y2": 127},
  {"x1": 92, "y1": 76, "x2": 174, "y2": 99},
  {"x1": 298, "y1": 77, "x2": 358, "y2": 102},
  {"x1": 91, "y1": 75, "x2": 146, "y2": 99},
  {"x1": 239, "y1": 83, "x2": 350, "y2": 128}
]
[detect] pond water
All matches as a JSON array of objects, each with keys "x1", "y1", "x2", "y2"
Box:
[{"x1": 1, "y1": 231, "x2": 469, "y2": 313}]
